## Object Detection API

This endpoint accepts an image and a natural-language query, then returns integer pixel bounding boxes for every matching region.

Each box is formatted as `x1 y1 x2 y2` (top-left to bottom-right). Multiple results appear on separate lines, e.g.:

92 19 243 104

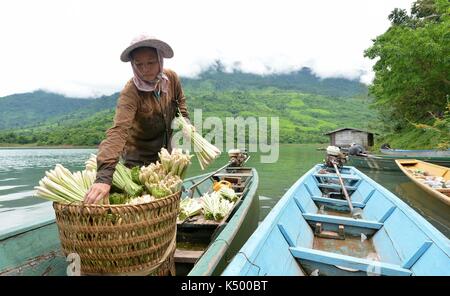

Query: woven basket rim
53 190 181 209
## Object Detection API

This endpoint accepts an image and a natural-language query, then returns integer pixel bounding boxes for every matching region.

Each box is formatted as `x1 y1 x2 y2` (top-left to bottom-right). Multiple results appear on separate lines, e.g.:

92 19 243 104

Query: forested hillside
0 67 374 146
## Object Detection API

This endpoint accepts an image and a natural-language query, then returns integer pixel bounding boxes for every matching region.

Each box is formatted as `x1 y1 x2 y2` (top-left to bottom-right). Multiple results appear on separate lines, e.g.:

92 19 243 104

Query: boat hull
395 159 450 206
347 155 450 171
380 148 450 158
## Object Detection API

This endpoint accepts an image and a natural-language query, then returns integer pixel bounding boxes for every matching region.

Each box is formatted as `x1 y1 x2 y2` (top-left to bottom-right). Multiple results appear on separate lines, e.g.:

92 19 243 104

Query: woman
84 35 190 204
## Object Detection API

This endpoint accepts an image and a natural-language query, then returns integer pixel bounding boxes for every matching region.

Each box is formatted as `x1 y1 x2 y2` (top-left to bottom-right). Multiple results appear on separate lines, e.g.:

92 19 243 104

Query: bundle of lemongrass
34 164 96 204
201 192 234 221
178 197 203 221
175 114 221 170
85 154 97 171
145 176 182 199
139 161 182 199
159 148 193 179
85 154 143 197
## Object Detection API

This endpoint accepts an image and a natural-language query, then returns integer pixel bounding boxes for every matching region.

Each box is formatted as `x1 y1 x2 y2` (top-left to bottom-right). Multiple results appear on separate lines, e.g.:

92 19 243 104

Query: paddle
331 161 362 219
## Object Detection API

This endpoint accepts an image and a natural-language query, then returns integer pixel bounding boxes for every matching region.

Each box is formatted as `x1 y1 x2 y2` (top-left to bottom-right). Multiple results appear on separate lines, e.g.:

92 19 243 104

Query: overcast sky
0 0 415 98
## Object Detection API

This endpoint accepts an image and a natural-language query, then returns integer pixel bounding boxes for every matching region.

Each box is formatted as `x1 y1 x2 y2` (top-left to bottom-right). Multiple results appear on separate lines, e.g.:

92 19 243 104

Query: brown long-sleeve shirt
95 69 189 185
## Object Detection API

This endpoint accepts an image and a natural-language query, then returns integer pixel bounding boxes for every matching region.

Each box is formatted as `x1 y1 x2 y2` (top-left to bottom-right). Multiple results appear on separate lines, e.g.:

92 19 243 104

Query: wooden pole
332 162 354 213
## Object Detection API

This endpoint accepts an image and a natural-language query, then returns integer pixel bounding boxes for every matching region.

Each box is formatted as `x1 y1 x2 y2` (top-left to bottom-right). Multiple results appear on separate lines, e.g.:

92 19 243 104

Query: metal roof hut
324 128 376 150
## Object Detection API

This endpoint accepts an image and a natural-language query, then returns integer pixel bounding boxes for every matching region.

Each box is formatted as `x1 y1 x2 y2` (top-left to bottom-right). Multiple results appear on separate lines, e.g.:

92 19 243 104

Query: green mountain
0 67 376 145
0 90 118 130
185 65 368 97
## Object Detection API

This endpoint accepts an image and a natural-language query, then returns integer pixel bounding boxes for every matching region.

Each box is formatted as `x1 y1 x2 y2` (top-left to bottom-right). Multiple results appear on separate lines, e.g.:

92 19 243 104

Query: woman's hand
84 183 111 204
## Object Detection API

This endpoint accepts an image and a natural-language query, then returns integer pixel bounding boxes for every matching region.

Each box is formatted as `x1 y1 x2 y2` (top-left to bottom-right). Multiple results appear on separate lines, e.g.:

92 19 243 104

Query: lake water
0 145 449 238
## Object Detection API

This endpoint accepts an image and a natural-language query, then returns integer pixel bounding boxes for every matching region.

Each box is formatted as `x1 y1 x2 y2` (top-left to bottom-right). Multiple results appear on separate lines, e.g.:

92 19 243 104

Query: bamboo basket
53 191 181 276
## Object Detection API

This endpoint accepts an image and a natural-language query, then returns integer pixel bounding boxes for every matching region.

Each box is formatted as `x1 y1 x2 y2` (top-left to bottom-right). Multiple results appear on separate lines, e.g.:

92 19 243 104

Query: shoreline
0 143 325 149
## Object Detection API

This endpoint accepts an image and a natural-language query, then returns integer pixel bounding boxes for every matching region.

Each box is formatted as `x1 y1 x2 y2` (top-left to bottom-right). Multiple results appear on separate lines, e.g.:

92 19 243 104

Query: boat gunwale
380 148 450 157
381 148 450 153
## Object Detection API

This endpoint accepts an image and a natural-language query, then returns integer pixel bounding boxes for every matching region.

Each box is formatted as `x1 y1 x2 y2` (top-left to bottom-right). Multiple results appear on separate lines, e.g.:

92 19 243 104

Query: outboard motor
228 149 249 167
325 146 347 168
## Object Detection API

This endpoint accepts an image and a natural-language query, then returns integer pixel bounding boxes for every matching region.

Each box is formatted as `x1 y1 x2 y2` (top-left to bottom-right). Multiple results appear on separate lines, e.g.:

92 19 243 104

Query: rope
235 251 264 276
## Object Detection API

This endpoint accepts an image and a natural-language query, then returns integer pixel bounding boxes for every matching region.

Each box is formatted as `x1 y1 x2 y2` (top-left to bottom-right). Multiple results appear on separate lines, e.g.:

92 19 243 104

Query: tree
364 0 450 132
388 8 410 25
413 98 450 149
412 0 440 20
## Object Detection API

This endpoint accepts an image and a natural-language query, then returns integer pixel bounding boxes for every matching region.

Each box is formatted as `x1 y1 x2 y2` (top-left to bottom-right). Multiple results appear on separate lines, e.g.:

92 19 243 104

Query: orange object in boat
213 180 232 192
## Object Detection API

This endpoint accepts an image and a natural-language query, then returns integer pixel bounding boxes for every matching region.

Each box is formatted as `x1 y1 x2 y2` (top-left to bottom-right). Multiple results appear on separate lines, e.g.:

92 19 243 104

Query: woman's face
132 48 160 81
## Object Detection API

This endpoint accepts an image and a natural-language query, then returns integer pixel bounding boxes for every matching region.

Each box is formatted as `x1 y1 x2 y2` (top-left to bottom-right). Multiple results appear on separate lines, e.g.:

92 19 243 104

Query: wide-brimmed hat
120 34 174 62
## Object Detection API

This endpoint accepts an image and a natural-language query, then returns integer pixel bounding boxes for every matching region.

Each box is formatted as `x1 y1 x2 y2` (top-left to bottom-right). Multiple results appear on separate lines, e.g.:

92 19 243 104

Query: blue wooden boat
223 164 450 276
347 154 450 171
380 148 450 158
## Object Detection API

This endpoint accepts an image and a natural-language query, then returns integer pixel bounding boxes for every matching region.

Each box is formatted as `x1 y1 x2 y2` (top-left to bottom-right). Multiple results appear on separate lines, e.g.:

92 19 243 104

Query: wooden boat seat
310 196 365 209
293 183 398 237
317 183 357 191
313 173 361 181
305 179 395 220
301 213 383 230
307 171 377 203
214 173 253 177
294 184 364 217
295 183 369 212
288 246 412 276
174 249 204 264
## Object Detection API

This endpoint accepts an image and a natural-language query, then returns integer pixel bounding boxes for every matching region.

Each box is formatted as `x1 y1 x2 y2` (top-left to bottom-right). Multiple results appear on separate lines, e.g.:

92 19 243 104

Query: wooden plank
402 241 433 269
379 206 396 223
214 173 253 177
409 244 450 275
277 224 295 247
293 195 306 213
174 249 204 264
362 189 376 204
317 183 357 191
302 213 383 229
289 246 412 276
314 173 361 181
311 196 365 208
